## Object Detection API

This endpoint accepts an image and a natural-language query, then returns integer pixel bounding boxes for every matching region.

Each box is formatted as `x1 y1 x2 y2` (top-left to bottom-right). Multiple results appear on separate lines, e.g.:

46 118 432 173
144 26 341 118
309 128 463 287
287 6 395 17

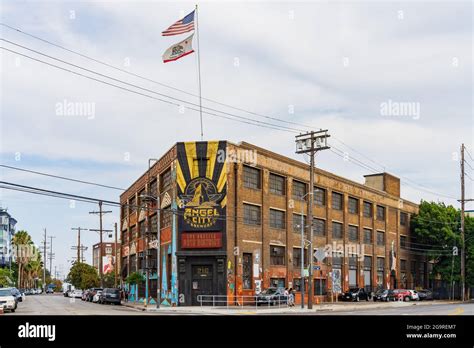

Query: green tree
67 262 100 289
411 201 461 284
0 268 14 287
125 272 144 285
103 271 116 288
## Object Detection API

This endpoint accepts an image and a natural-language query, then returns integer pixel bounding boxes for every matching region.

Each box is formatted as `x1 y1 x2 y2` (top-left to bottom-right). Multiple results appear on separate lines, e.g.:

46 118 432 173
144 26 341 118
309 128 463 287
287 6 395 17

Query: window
269 209 285 229
293 248 307 267
363 228 372 244
270 246 285 265
376 205 385 220
401 259 407 271
293 278 304 292
293 214 304 233
269 173 285 195
332 192 343 210
130 226 137 242
139 221 146 237
400 235 407 249
122 230 128 244
292 180 306 200
105 247 112 255
314 278 327 296
348 225 358 241
129 196 137 214
363 201 372 218
243 204 261 225
314 187 326 206
400 212 407 226
149 180 157 196
348 197 359 214
332 256 342 267
364 256 372 270
161 207 172 228
377 257 385 271
160 169 172 192
150 214 157 233
243 253 252 290
332 222 343 239
377 231 385 246
349 257 358 288
313 218 326 236
270 278 285 288
243 165 261 189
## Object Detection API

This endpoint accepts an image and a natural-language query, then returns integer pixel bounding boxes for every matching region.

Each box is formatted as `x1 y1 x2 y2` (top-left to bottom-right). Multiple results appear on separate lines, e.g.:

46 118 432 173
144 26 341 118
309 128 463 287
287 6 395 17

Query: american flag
162 10 195 36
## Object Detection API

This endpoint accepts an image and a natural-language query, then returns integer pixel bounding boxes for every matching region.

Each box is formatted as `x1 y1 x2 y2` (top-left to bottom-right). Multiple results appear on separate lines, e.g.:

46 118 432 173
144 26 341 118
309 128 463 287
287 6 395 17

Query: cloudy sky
1 0 472 278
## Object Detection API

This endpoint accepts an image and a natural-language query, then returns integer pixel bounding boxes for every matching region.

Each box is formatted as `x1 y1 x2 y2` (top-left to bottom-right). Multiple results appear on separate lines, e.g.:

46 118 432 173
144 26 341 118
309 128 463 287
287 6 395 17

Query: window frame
331 192 343 210
269 208 286 230
270 246 286 266
269 173 285 195
348 197 359 214
243 165 261 190
243 203 261 226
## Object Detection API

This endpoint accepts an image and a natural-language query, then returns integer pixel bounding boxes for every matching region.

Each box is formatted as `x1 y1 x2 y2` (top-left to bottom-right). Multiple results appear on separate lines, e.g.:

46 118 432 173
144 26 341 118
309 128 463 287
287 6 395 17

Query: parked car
373 289 390 302
0 288 17 312
388 289 412 301
418 289 433 301
81 289 90 301
46 287 54 294
341 288 370 302
92 290 103 303
70 289 83 299
99 288 121 305
9 288 22 303
87 288 103 302
408 290 420 301
256 288 288 306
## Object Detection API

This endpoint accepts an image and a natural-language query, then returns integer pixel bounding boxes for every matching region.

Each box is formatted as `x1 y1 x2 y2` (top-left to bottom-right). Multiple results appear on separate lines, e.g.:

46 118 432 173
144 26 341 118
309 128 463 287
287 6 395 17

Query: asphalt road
8 294 145 316
5 294 473 315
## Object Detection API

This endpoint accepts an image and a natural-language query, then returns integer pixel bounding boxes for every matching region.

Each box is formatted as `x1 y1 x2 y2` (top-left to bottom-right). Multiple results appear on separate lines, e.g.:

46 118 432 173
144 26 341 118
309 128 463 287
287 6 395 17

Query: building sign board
181 232 222 249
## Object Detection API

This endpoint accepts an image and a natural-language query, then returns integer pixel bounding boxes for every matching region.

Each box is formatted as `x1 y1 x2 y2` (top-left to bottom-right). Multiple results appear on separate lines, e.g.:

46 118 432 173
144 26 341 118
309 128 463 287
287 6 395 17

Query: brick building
92 242 120 275
120 141 424 306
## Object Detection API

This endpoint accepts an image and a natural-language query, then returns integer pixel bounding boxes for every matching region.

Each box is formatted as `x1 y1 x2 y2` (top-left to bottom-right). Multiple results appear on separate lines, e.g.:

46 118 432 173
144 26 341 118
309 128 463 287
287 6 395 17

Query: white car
408 290 420 301
92 290 103 303
0 288 18 312
70 290 83 299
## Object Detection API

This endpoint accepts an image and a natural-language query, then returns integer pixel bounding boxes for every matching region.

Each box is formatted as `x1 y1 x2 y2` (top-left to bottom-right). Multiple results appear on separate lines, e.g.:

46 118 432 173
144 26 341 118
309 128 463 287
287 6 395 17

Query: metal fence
197 295 291 309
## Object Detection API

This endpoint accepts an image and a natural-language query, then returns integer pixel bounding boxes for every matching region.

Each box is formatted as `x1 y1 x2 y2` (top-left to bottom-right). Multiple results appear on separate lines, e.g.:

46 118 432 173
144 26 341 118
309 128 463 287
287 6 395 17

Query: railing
197 294 292 309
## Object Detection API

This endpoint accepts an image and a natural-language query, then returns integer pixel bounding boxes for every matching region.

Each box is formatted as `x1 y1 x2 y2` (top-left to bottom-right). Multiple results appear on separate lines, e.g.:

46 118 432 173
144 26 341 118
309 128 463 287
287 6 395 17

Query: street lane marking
448 307 464 315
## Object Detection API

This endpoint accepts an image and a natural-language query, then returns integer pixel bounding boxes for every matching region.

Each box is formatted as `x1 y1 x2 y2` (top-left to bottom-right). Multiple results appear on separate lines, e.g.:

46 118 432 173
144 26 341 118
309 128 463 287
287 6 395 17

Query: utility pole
89 201 112 288
48 235 56 277
295 130 330 309
461 144 465 302
43 228 47 291
71 227 87 263
114 222 118 288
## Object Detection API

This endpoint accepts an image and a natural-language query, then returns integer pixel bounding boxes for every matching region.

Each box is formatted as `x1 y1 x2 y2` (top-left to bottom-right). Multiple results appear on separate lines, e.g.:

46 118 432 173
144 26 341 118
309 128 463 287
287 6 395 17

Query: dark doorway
191 264 214 305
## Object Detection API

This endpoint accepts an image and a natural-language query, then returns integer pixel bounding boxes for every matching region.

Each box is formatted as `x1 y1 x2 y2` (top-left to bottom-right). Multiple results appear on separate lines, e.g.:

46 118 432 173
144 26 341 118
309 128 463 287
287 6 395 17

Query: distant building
0 208 17 268
92 242 121 275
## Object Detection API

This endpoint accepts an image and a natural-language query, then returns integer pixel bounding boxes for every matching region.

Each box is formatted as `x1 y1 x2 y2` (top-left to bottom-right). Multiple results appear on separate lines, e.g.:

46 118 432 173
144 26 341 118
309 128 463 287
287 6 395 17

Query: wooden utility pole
89 201 112 288
295 130 330 309
461 144 465 301
71 228 87 263
114 222 118 288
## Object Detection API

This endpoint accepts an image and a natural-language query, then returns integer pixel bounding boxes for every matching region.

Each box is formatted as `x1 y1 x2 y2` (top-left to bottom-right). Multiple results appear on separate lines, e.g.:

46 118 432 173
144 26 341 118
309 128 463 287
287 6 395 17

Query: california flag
162 34 194 63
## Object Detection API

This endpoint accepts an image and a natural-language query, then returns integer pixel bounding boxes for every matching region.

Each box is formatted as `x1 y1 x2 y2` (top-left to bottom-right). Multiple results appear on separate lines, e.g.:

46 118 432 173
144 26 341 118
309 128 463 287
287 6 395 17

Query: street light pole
301 208 305 309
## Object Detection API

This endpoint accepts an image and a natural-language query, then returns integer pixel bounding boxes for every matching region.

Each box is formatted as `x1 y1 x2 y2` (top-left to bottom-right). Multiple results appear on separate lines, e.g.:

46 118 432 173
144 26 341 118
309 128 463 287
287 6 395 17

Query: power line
0 164 125 191
0 39 458 200
1 47 298 134
0 41 304 134
464 147 474 162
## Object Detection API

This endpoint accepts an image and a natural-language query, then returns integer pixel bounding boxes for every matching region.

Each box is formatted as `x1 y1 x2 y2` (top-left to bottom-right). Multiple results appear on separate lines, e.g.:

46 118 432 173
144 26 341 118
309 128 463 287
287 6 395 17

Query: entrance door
191 265 214 306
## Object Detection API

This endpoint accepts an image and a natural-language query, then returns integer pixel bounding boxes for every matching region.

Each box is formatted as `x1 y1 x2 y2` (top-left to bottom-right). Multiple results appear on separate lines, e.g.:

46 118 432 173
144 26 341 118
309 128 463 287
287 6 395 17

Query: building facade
0 208 17 268
92 242 121 275
120 141 424 306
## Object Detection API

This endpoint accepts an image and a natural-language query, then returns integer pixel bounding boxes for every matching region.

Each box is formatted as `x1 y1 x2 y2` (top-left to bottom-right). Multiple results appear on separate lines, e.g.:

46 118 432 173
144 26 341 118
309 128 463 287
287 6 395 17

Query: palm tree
12 230 33 288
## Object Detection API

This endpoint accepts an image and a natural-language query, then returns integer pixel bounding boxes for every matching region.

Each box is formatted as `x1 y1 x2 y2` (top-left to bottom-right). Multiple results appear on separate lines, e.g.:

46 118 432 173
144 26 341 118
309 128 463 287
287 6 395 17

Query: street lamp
140 193 161 309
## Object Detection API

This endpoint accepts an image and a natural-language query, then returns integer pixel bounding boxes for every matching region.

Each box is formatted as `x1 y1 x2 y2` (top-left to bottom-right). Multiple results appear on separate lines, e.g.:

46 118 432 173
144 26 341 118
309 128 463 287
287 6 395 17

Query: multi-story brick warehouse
120 141 425 306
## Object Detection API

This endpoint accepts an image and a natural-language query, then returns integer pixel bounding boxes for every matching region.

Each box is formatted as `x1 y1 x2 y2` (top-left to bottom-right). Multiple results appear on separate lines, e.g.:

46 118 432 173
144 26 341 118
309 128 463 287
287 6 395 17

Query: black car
342 288 370 302
256 288 288 306
418 289 433 301
99 288 121 305
373 289 389 302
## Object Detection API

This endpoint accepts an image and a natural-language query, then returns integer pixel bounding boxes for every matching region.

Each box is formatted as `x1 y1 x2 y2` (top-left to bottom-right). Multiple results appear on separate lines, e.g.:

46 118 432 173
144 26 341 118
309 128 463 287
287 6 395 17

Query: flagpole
195 4 204 141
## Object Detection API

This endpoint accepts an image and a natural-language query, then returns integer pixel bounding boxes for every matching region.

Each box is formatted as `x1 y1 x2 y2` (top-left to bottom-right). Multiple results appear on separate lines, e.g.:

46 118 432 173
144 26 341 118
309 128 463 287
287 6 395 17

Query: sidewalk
121 299 464 315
